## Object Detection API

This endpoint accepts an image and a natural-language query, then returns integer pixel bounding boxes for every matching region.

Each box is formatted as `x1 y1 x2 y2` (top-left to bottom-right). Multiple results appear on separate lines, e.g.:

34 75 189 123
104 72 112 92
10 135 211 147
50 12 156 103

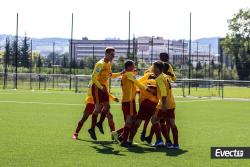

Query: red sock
161 123 170 142
142 119 150 134
122 126 130 143
75 121 83 134
116 127 124 135
129 125 138 141
153 123 162 141
98 111 106 124
91 114 98 129
171 126 179 145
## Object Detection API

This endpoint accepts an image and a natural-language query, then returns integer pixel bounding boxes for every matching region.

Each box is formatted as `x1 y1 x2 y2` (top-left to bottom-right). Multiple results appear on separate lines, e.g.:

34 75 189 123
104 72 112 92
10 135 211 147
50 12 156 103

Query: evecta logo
211 147 250 159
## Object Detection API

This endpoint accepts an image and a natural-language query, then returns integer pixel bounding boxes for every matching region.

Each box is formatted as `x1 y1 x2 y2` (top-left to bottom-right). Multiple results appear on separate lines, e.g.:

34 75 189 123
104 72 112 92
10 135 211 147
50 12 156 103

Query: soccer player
88 47 122 140
145 52 176 82
72 87 119 140
147 61 179 148
119 60 153 147
136 73 158 141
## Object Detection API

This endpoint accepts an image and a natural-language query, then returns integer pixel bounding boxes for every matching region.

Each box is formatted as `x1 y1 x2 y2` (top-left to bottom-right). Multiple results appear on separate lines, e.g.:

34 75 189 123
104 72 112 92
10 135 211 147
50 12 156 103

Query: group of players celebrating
72 47 179 149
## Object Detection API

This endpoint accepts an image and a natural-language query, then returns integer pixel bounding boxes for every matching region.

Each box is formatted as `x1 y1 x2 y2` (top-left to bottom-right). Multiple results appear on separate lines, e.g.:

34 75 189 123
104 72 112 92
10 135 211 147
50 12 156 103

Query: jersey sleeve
110 72 122 78
138 73 151 83
91 63 103 89
127 73 147 91
158 78 167 97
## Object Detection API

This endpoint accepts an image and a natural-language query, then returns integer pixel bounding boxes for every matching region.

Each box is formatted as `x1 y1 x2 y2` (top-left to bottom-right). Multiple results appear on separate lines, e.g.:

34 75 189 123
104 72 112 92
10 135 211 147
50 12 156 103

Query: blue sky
0 0 249 39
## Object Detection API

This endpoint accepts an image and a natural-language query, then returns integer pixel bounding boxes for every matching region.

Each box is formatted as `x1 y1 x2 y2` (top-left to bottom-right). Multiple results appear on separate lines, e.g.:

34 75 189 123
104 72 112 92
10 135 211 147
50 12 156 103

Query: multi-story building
70 36 217 66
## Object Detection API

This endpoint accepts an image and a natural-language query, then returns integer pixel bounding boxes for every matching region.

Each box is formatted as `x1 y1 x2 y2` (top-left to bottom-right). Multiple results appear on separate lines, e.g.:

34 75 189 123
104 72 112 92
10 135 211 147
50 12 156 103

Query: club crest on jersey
96 68 100 72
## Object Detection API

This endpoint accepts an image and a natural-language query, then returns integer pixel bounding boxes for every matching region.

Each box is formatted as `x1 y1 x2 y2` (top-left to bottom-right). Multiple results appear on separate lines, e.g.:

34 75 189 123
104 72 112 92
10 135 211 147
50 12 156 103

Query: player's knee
104 104 110 111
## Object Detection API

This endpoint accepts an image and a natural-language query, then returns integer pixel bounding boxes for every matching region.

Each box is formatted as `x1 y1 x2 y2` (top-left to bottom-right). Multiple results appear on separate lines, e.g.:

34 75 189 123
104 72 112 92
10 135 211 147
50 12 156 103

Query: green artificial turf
0 90 249 167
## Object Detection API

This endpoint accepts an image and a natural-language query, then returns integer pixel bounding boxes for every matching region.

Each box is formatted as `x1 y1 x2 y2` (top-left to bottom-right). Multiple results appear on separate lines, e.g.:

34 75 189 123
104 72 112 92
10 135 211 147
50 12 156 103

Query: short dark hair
105 47 115 54
159 52 169 58
124 60 134 69
153 61 164 72
163 62 170 74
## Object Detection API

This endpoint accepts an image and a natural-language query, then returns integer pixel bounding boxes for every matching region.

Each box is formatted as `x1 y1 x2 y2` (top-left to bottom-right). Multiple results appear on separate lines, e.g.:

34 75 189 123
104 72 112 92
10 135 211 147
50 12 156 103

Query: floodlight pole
127 11 131 59
188 12 192 95
30 40 33 89
52 42 55 88
69 13 74 90
208 44 211 79
15 13 19 89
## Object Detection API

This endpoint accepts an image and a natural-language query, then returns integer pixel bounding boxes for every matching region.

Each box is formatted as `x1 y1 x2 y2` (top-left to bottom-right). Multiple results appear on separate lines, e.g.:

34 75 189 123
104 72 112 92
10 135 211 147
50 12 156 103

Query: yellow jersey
155 73 176 109
121 72 147 102
90 59 121 90
144 63 176 82
138 73 158 104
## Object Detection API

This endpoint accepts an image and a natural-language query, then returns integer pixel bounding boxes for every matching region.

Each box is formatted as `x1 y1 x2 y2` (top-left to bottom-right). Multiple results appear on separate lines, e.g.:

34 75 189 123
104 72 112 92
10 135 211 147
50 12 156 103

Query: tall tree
221 8 250 80
20 34 30 67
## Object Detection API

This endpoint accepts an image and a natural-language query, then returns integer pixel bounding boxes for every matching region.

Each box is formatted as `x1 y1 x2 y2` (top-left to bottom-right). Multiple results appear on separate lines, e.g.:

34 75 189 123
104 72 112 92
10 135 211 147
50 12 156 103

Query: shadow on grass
77 138 125 156
127 145 188 156
77 138 188 156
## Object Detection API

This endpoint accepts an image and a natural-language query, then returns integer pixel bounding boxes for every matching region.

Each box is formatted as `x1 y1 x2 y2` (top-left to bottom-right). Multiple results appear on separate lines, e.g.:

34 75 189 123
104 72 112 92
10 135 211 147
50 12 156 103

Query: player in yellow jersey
72 87 119 140
88 47 122 140
117 60 154 147
147 61 179 148
145 52 176 82
134 73 158 141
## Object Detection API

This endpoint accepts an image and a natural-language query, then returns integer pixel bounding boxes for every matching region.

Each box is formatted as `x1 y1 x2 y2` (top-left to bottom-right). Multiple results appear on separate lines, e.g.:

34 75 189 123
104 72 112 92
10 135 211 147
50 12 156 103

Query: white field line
0 98 220 107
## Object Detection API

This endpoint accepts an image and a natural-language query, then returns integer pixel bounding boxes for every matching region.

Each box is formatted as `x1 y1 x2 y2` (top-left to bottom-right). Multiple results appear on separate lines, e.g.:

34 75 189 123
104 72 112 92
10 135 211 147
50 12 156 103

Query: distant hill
0 34 69 56
0 34 221 56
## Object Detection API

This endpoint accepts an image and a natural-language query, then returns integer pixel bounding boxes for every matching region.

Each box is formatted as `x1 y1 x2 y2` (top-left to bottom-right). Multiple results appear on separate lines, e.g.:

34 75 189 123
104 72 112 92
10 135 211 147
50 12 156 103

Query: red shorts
154 108 175 119
84 103 95 115
138 99 157 120
91 84 109 104
122 100 137 118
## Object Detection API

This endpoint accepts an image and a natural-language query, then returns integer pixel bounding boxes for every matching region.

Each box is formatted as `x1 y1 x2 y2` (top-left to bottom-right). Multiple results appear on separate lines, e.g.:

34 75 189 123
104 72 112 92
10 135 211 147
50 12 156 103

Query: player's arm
138 73 151 83
91 63 104 90
127 73 147 91
158 78 167 111
167 65 176 82
110 71 123 78
109 93 119 102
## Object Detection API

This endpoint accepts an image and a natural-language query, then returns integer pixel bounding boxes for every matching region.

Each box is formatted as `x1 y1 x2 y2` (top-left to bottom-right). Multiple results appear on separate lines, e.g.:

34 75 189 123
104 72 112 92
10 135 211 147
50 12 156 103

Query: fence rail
1 73 250 99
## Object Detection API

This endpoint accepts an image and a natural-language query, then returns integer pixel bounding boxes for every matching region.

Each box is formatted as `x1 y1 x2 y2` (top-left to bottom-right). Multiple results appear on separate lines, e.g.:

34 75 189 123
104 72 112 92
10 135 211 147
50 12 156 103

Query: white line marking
0 97 249 107
0 99 220 107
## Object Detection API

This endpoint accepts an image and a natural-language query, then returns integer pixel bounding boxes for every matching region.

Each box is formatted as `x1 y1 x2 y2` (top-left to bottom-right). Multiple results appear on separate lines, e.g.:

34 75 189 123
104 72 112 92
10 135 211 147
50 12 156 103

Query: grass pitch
0 89 250 167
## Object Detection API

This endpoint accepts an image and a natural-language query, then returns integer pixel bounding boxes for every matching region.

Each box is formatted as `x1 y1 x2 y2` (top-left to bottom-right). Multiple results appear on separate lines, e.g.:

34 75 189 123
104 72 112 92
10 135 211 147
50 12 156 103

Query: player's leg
88 104 101 140
121 116 133 147
145 109 163 146
164 118 173 147
160 119 171 145
168 109 179 149
73 103 94 140
95 86 110 135
96 103 109 134
96 111 106 134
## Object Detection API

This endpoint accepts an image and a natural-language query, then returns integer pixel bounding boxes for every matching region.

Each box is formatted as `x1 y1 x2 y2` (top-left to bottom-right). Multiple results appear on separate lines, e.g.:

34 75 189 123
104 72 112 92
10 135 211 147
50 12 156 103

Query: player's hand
114 98 119 103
